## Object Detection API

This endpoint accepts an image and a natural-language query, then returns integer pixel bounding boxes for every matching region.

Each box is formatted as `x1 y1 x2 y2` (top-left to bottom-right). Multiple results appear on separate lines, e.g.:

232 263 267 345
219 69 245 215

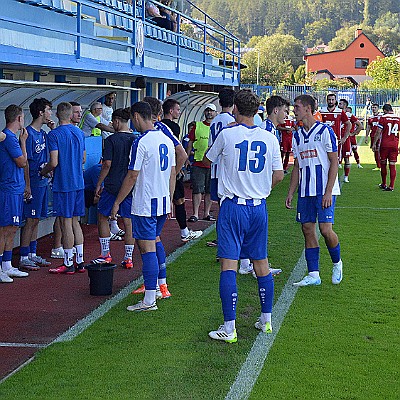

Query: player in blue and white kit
285 94 343 286
261 96 290 143
19 98 54 271
111 101 176 312
204 89 284 342
41 102 86 275
130 96 187 299
209 88 236 202
0 105 29 283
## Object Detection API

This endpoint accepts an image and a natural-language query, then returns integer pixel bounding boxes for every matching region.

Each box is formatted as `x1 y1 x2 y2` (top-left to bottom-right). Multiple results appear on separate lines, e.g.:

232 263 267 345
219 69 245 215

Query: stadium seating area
16 0 202 51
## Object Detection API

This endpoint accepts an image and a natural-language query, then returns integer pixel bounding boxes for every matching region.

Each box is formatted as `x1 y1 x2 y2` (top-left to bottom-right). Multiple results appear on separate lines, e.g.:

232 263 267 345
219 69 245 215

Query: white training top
128 129 176 217
206 123 282 201
292 121 340 197
208 112 235 179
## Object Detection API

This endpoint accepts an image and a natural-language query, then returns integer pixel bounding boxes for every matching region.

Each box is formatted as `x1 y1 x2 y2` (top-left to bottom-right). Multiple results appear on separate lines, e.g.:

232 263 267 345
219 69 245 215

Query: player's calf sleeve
257 273 274 314
305 247 320 272
156 241 167 279
220 270 237 322
389 164 396 188
141 252 158 290
174 203 187 230
328 243 341 264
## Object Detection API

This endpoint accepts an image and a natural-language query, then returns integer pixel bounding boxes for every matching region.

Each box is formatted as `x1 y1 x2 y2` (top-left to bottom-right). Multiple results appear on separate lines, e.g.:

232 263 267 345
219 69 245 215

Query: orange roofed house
304 29 385 85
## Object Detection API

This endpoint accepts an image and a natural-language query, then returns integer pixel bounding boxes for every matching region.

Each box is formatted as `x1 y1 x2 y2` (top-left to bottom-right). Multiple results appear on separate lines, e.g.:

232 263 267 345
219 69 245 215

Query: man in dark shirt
92 108 137 268
161 98 202 242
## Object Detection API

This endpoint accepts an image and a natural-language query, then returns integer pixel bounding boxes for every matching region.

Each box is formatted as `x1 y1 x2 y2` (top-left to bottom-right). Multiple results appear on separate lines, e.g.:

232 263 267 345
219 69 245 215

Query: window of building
355 58 369 68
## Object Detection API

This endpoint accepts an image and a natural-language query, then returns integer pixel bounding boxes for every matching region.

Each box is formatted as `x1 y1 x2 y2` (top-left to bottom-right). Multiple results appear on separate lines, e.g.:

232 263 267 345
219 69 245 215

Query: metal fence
241 84 400 117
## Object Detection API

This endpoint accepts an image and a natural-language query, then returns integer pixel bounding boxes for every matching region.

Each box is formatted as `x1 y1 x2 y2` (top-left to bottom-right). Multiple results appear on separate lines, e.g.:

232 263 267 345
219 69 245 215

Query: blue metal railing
11 0 240 83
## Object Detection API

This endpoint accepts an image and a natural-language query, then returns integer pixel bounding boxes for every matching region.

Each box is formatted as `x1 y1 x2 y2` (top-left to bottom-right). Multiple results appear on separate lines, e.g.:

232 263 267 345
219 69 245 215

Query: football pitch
1 140 399 399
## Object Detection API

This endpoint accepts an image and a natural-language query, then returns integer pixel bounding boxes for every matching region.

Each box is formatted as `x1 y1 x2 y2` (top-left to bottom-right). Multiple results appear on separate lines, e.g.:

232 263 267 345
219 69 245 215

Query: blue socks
257 273 274 313
156 241 166 280
219 270 237 322
141 252 158 291
305 247 320 272
328 243 341 264
20 246 30 257
30 240 37 254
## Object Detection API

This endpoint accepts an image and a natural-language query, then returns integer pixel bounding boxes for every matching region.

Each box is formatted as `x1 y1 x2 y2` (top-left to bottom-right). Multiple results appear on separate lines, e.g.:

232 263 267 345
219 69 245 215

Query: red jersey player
372 103 400 191
277 116 293 173
345 105 362 168
365 103 381 170
320 93 351 172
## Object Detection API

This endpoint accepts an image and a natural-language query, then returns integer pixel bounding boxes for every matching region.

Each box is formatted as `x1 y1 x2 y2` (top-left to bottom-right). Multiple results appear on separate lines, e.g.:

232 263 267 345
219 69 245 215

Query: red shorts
280 134 292 153
341 137 351 157
380 147 398 163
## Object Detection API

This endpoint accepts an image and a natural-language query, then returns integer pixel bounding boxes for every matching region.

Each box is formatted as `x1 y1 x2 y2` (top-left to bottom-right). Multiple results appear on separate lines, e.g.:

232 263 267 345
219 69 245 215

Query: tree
302 18 334 47
363 56 400 89
294 65 306 84
240 34 303 86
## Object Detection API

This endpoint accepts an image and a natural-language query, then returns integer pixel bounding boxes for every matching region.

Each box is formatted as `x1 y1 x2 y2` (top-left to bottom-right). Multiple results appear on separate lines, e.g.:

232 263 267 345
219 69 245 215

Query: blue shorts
132 214 167 240
0 191 23 227
98 189 133 218
296 195 336 224
217 197 268 260
53 190 85 218
23 186 48 219
210 178 219 202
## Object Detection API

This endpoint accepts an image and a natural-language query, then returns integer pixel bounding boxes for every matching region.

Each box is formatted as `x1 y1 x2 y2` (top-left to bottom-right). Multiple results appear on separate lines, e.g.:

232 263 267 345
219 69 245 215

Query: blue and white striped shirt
292 121 340 197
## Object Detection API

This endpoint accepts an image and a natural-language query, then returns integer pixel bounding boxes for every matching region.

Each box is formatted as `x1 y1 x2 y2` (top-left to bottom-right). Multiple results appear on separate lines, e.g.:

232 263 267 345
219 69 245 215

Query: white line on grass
225 251 308 400
54 224 216 343
336 206 400 211
226 179 347 399
0 225 216 383
0 342 47 348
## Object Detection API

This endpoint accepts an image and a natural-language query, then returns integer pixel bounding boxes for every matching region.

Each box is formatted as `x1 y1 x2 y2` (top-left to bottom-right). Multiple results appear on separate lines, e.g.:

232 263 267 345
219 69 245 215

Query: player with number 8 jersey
111 102 176 312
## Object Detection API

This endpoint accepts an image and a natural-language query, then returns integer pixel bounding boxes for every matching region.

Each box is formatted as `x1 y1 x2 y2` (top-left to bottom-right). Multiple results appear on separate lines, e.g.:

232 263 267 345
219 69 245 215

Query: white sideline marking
336 206 400 211
0 224 216 383
226 178 348 398
54 224 216 343
0 342 46 348
225 251 308 400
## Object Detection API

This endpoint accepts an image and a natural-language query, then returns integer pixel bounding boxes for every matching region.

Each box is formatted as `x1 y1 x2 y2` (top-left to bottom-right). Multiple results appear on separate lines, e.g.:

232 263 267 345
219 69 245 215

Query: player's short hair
105 92 117 98
371 103 379 108
326 92 337 99
143 96 162 118
265 96 290 116
112 107 131 123
130 101 152 121
294 94 316 114
57 102 73 121
70 101 81 107
29 98 52 120
346 106 352 113
234 89 259 117
339 98 349 107
5 104 23 124
382 103 393 113
218 88 235 108
162 98 180 116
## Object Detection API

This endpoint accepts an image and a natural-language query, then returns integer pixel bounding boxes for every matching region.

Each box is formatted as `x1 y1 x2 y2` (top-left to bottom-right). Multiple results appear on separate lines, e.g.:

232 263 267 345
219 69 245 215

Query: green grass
1 138 399 399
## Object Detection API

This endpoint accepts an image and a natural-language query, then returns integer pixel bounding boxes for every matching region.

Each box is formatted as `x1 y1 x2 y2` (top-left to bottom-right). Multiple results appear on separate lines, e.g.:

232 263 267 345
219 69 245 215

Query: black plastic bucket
86 263 116 296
